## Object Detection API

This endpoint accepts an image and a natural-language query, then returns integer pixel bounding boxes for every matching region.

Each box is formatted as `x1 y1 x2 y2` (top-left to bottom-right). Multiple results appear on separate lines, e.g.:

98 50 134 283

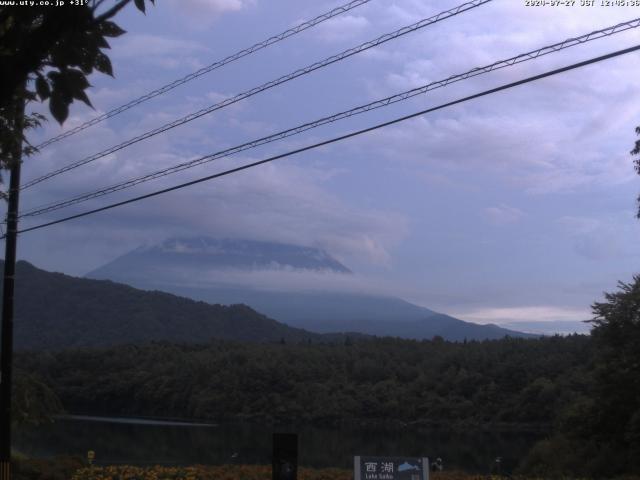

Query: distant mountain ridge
87 237 534 341
502 320 591 336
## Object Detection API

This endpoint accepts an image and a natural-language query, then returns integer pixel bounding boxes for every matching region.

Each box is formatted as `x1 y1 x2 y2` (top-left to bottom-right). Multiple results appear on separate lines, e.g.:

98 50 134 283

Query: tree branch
94 0 131 23
92 0 108 10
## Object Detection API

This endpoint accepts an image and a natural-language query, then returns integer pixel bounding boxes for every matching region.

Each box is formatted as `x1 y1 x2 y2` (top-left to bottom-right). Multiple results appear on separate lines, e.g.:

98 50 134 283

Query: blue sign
354 456 429 480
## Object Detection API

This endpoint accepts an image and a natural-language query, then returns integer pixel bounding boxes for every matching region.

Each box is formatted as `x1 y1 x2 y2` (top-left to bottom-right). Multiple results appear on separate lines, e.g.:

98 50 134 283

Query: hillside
1 260 332 350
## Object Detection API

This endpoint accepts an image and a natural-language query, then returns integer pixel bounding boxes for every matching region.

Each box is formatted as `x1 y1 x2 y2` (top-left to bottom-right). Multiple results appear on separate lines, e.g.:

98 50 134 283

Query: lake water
14 416 543 474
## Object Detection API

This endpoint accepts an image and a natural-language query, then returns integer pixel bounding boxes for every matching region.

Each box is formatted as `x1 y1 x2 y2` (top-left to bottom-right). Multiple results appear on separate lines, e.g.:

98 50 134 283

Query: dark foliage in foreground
12 369 63 427
12 455 83 480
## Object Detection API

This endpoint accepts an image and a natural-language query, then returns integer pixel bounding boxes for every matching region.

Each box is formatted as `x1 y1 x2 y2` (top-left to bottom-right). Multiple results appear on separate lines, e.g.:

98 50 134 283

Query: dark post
272 433 298 480
0 91 24 480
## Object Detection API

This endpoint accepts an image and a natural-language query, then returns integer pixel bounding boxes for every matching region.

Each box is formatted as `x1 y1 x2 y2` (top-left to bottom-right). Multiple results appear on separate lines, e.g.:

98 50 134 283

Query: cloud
165 0 254 27
310 14 370 43
556 215 624 261
363 60 639 195
484 204 524 225
454 305 591 324
146 161 410 267
151 266 393 296
19 146 409 274
380 1 432 24
112 34 210 69
171 0 251 15
557 216 600 235
351 0 640 197
500 320 592 335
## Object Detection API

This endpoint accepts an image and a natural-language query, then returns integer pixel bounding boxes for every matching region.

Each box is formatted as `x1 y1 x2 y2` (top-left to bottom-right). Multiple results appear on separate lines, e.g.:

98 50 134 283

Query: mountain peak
88 237 352 280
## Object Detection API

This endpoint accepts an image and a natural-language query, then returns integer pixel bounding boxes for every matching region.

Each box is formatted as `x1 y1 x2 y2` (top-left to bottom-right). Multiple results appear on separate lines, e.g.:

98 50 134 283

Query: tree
631 129 640 217
589 275 640 473
0 0 155 170
517 278 640 478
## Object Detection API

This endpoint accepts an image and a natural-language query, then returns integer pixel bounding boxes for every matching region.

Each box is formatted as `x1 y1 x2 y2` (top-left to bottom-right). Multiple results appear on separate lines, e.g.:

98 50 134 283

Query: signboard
354 457 429 480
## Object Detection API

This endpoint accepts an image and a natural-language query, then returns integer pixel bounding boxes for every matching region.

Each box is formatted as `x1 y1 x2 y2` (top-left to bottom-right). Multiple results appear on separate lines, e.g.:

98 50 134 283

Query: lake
14 416 543 474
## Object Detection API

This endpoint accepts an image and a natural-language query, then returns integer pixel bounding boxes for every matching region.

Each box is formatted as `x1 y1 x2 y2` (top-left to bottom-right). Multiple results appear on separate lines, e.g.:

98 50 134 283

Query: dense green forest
17 335 591 428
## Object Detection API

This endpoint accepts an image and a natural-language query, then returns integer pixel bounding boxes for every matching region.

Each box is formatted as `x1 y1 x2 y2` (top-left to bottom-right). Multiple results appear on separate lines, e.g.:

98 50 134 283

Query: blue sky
14 0 640 326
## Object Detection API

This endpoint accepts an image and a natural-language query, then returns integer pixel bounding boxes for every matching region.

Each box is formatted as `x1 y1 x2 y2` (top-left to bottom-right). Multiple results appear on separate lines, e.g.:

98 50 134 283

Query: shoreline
55 414 218 427
53 412 551 433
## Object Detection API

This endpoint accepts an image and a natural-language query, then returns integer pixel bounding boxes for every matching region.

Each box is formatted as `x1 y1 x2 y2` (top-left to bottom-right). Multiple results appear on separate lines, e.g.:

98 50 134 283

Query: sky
10 0 640 326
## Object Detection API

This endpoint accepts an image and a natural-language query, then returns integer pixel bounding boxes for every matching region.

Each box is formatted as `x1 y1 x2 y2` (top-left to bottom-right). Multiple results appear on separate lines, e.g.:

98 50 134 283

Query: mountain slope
86 237 533 341
1 260 333 351
151 285 529 341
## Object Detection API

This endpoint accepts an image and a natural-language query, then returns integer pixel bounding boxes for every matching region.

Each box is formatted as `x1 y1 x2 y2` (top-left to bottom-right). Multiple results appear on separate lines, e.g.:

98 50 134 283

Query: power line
21 0 492 190
11 43 640 238
19 17 640 219
33 0 374 150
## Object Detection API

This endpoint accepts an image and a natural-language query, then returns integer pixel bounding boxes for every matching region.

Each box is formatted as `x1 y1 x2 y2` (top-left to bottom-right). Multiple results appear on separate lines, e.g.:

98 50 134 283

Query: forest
15 335 590 429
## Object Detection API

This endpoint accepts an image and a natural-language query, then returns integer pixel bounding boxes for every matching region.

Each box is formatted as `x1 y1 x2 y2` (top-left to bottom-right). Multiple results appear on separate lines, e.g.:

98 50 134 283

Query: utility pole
0 90 25 480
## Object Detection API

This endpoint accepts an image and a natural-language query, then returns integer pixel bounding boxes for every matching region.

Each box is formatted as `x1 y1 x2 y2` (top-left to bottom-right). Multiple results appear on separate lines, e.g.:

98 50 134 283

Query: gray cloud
165 0 255 27
112 34 211 70
309 14 371 43
19 149 409 275
556 214 634 261
484 204 524 225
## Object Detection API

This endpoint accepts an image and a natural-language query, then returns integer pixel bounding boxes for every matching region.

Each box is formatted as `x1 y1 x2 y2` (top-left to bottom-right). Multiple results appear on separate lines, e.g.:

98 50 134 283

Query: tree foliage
589 275 640 472
520 275 640 478
11 369 63 427
17 335 592 429
631 129 640 217
0 0 154 170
